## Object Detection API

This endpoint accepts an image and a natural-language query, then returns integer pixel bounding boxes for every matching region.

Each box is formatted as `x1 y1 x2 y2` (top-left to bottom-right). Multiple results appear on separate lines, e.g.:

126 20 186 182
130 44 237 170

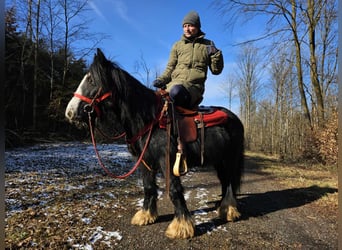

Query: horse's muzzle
65 108 76 122
65 98 84 123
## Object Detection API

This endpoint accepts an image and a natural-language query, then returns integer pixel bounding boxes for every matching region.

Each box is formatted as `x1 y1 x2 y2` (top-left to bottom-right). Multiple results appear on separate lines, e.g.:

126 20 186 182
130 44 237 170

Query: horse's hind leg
216 160 241 221
218 183 241 222
131 167 158 225
165 176 195 239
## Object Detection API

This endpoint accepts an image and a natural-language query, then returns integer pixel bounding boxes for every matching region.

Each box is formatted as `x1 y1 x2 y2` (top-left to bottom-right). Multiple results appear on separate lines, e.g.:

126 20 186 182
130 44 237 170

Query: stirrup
173 152 188 176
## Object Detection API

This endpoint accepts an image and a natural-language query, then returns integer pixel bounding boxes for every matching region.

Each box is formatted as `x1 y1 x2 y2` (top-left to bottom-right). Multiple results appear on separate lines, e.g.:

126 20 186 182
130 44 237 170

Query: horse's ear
95 48 107 64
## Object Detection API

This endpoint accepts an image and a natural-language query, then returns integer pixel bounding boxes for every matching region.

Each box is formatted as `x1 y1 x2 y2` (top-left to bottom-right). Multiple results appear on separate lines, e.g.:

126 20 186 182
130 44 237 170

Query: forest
5 0 338 165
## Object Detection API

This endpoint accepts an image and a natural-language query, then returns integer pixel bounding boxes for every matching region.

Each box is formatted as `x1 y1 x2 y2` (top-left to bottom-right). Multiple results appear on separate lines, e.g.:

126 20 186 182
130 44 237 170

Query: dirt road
5 143 338 249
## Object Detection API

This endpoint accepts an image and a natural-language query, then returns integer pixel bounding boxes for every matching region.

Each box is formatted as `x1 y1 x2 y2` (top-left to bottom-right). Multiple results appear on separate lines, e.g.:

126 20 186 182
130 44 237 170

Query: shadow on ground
238 185 337 219
157 185 337 237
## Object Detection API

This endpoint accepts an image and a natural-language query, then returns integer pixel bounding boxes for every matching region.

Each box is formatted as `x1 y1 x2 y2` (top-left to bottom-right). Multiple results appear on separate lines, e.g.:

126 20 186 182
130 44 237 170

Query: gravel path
5 142 338 249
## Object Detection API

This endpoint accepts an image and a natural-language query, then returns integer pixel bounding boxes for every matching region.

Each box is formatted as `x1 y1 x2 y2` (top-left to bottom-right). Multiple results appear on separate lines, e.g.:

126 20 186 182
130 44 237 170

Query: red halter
73 88 112 117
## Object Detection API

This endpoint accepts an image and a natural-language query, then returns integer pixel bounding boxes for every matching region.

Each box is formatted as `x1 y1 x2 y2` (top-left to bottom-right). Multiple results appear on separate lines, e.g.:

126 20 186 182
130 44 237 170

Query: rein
87 111 154 179
79 90 167 179
95 127 126 141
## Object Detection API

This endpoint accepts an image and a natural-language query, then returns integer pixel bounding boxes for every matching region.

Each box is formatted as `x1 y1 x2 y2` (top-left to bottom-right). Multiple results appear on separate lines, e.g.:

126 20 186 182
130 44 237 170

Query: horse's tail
223 108 245 195
234 131 244 194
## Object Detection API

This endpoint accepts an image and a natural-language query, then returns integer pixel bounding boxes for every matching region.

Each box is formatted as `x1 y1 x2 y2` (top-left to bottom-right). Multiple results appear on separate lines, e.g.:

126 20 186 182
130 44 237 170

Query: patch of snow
6 198 23 214
71 243 93 250
5 142 133 174
68 225 122 248
193 209 207 215
157 190 163 199
5 142 131 247
81 217 92 224
184 190 191 200
107 192 116 199
195 188 208 200
135 198 144 207
64 184 86 191
87 226 122 247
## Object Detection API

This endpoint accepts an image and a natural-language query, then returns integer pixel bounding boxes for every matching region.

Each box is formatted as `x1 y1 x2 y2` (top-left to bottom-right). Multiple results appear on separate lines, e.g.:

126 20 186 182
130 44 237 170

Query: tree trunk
307 0 325 126
291 0 312 128
62 0 69 86
32 0 41 129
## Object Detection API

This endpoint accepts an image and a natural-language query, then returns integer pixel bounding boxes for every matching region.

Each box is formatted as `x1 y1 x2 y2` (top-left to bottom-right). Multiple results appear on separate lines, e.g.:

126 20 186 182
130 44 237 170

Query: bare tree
57 0 109 86
59 0 89 86
43 0 62 100
15 0 43 129
9 0 108 129
269 49 298 157
16 0 35 127
235 44 262 149
32 0 41 129
220 74 238 110
313 0 338 121
132 51 164 89
133 52 152 87
213 0 337 128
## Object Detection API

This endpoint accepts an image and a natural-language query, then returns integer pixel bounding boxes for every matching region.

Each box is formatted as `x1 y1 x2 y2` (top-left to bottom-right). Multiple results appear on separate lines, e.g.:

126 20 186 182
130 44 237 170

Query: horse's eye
87 75 95 86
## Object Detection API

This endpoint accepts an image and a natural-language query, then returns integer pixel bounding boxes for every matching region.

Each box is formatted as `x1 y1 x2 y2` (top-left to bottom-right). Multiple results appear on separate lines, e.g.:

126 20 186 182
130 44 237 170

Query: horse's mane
89 50 159 131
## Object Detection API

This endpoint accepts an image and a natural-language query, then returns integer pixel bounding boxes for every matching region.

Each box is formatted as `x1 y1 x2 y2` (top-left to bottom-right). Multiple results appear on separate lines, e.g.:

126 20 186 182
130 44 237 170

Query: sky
5 0 266 113
80 0 267 113
1 0 266 113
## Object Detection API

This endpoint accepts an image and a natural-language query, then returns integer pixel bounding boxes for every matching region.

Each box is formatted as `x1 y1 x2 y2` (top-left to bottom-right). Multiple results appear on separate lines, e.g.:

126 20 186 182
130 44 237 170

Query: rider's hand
153 79 166 89
207 44 218 56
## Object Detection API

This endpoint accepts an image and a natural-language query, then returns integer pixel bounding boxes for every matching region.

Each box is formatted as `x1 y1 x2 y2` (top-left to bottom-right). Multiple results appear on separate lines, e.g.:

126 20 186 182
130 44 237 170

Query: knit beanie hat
182 11 201 28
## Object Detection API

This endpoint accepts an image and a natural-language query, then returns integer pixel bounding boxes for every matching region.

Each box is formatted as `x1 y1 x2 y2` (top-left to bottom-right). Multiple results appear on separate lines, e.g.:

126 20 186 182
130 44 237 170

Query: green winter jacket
157 32 224 107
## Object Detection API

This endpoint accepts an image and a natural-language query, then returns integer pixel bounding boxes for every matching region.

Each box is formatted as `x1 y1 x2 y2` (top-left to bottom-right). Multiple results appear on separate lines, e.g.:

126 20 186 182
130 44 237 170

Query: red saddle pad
159 108 228 129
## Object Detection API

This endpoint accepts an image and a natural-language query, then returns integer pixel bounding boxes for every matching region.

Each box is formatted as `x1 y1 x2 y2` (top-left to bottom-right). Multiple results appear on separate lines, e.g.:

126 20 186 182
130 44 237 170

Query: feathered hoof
131 209 158 226
227 205 241 221
219 205 241 222
165 217 195 239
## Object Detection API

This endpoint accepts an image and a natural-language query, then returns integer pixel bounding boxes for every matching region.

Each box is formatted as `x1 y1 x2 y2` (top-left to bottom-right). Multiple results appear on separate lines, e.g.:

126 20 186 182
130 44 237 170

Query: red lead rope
85 91 168 179
87 112 155 179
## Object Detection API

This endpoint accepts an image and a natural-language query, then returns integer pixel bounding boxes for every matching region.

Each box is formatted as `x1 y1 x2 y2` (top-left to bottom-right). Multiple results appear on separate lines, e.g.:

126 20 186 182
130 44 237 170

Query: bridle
73 87 126 140
73 87 112 118
72 86 168 179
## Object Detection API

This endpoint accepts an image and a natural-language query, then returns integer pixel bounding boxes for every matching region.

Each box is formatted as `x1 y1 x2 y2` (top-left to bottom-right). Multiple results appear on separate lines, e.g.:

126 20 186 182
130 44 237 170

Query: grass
245 151 338 214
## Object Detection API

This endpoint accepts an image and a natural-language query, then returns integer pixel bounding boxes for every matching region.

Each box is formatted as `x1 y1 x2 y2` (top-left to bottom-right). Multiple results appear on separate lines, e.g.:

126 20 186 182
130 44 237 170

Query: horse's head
66 48 159 138
65 49 121 131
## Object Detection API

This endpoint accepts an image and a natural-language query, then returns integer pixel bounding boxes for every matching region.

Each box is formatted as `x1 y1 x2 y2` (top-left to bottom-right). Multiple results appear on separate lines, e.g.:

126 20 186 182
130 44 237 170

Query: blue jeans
169 85 191 108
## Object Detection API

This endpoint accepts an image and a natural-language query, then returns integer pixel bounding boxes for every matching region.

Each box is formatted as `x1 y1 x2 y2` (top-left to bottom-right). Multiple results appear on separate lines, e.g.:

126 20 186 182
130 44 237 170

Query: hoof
131 209 158 226
219 205 241 222
227 205 241 221
165 216 195 239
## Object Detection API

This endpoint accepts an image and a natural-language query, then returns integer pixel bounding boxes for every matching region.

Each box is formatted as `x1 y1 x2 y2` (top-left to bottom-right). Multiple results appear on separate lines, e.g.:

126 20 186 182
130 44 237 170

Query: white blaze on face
65 73 89 122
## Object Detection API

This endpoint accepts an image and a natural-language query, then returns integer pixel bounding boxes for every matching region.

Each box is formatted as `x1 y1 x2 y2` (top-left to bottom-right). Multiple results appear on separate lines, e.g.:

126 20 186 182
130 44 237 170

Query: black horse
65 49 244 239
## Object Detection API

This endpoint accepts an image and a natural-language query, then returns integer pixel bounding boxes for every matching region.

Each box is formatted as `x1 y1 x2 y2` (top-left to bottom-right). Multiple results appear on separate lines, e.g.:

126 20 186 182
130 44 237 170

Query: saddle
157 90 229 176
159 105 229 142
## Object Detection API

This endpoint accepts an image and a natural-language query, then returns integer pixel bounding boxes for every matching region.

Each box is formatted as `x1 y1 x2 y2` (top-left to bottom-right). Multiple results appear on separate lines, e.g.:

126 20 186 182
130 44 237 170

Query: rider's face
183 24 199 38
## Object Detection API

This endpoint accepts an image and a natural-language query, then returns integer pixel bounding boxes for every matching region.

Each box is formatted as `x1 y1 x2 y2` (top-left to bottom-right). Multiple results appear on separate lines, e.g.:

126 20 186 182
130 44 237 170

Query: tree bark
307 0 325 126
290 0 312 127
33 0 41 129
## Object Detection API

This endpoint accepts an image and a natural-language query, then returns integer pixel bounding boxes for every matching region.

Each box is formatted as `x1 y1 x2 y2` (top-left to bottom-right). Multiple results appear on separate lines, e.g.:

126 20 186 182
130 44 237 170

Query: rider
153 11 224 110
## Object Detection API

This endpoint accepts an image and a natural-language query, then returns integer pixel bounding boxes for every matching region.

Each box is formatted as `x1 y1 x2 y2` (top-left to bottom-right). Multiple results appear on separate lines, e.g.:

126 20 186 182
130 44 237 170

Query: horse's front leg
131 167 158 225
165 176 195 239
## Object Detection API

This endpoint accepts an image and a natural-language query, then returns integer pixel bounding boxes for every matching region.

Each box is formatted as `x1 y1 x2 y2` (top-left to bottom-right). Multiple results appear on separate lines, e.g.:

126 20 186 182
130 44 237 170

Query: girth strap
198 112 205 166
